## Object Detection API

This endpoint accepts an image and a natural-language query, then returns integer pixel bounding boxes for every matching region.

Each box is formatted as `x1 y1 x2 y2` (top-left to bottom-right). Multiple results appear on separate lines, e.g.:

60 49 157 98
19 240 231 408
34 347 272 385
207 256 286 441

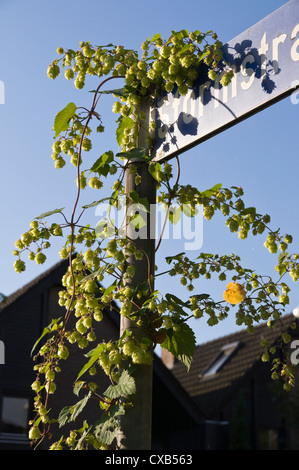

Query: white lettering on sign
198 81 211 117
164 25 299 120
154 7 299 161
291 23 299 60
157 95 170 139
240 54 255 90
272 33 287 73
258 32 269 81
183 90 196 123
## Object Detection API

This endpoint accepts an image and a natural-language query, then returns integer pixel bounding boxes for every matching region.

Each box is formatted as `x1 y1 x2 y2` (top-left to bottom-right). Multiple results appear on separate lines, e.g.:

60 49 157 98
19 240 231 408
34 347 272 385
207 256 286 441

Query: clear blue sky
0 0 298 344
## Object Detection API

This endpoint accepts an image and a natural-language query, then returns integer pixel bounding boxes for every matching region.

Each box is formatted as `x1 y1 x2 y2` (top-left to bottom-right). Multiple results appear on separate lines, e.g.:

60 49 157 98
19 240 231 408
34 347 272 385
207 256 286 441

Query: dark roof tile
171 314 297 397
0 259 69 313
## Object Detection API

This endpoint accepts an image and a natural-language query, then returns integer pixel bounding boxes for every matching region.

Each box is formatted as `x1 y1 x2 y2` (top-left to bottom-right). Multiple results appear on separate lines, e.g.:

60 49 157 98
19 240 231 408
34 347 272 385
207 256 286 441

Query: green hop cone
45 381 56 394
14 259 26 273
35 252 46 265
261 352 270 362
271 371 279 380
208 69 217 81
82 45 94 58
29 426 41 440
45 370 55 382
21 232 33 246
65 69 74 80
47 63 60 79
58 344 69 360
88 177 103 189
160 45 171 58
31 380 41 393
84 279 97 294
282 332 291 344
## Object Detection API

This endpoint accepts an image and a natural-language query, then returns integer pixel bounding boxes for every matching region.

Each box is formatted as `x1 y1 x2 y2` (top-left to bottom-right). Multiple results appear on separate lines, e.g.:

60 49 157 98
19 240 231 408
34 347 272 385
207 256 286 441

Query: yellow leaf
223 282 246 305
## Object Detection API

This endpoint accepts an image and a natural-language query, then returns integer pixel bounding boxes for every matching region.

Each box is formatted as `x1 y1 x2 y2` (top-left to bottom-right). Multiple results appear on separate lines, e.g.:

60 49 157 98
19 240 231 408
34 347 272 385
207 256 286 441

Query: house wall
0 275 121 449
193 359 299 450
0 292 46 394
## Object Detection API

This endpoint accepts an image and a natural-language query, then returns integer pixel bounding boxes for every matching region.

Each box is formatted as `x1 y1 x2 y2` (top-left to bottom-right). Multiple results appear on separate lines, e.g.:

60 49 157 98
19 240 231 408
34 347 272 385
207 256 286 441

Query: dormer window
200 341 241 378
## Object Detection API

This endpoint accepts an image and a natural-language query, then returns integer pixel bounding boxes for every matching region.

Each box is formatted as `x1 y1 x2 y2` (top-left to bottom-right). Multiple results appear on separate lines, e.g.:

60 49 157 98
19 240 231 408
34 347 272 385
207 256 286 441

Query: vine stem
155 156 180 252
63 75 124 326
33 75 127 449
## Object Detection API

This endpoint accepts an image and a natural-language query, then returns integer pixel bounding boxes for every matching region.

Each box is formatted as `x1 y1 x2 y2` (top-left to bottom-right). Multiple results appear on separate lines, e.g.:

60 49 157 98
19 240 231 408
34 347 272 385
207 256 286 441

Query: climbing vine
13 29 299 449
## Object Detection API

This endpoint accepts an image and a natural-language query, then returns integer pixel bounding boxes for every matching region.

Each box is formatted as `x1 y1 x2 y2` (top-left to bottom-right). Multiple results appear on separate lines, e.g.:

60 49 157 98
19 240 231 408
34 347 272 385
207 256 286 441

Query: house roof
171 313 298 399
0 259 70 313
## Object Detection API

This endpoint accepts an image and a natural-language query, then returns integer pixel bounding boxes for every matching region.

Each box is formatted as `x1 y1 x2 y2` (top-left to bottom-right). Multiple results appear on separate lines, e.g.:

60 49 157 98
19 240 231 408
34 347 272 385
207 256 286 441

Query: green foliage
12 29 299 450
54 102 77 137
35 208 65 220
104 370 136 399
161 322 196 370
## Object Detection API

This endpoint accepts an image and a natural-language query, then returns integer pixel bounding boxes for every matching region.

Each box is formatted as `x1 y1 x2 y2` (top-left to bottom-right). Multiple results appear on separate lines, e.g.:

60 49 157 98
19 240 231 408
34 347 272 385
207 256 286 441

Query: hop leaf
54 102 77 137
104 370 136 399
161 323 196 370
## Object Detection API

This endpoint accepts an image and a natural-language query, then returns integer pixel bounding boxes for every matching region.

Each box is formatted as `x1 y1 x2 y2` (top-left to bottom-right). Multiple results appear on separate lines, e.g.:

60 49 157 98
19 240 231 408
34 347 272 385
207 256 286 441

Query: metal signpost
154 0 299 162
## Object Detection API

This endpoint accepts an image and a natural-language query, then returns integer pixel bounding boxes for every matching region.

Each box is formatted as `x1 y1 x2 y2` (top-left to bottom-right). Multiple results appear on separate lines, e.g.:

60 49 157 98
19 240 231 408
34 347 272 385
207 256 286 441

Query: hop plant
13 28 298 450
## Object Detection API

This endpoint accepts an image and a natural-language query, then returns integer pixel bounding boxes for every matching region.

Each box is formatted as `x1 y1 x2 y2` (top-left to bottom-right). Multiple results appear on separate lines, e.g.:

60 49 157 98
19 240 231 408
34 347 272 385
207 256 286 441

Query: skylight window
200 341 240 378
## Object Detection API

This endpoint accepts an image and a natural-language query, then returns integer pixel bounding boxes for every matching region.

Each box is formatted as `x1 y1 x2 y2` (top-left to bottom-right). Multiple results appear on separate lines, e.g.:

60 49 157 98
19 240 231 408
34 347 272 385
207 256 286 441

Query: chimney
161 348 175 369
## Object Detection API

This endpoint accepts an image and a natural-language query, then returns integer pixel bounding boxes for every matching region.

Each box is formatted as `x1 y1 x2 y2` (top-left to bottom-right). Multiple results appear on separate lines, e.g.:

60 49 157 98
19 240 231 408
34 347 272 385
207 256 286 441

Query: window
200 341 240 378
1 396 29 434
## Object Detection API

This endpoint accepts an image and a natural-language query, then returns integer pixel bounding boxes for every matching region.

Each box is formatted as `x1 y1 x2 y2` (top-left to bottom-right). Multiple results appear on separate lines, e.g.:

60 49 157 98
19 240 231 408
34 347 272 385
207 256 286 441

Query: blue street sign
154 0 299 161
